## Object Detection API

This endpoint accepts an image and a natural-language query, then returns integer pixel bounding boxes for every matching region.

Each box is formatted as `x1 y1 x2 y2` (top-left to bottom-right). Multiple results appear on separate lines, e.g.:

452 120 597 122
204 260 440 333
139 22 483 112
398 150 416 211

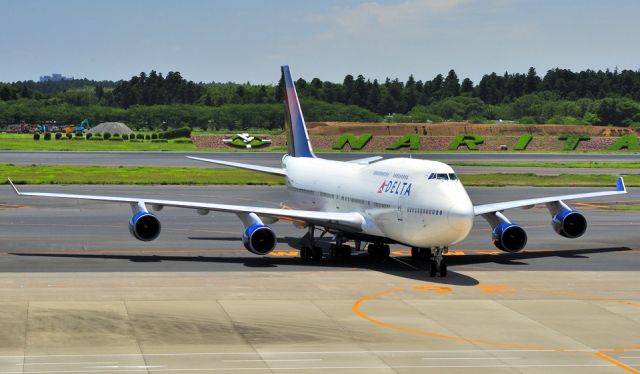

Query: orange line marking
594 352 640 374
414 285 452 293
575 202 610 209
476 284 514 293
353 287 556 350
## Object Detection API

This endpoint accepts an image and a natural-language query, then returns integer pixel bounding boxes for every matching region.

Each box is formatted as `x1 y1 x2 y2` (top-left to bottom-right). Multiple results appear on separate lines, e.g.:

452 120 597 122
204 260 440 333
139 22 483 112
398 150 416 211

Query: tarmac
0 185 639 373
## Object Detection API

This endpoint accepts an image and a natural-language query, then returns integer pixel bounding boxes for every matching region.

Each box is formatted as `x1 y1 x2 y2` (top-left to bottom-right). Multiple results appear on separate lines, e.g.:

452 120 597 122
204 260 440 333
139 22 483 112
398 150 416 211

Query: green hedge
514 134 533 151
448 134 484 150
558 134 590 151
386 134 420 150
161 126 191 140
608 135 640 150
332 133 372 150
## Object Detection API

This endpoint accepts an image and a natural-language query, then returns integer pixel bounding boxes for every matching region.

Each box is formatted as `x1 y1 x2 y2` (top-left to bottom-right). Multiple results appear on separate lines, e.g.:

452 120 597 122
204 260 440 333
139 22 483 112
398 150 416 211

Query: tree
525 67 540 94
460 78 473 94
443 70 460 97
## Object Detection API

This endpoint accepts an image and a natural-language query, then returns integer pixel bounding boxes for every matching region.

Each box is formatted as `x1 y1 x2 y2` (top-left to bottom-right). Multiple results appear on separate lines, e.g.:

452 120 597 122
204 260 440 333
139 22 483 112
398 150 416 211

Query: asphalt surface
1 185 639 373
3 151 640 176
1 185 638 272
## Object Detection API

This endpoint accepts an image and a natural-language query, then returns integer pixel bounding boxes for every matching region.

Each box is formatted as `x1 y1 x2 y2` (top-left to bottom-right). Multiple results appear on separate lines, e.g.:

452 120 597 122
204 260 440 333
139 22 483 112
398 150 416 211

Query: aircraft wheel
338 244 351 259
427 260 437 277
311 246 323 261
367 244 380 259
300 246 312 261
380 245 390 260
439 262 447 277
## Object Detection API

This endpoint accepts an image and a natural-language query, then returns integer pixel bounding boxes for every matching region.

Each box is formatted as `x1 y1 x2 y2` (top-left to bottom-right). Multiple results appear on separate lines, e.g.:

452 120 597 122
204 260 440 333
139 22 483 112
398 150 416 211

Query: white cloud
310 0 467 39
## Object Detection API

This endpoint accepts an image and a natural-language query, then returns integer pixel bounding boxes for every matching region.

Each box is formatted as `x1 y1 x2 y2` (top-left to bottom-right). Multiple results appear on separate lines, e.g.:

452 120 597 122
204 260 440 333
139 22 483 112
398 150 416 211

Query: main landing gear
367 243 391 260
412 246 448 277
299 225 323 261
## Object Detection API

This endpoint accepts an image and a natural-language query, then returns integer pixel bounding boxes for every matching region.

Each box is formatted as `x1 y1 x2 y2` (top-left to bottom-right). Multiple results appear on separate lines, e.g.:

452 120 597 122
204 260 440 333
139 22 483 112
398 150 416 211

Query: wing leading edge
7 179 363 231
473 176 627 215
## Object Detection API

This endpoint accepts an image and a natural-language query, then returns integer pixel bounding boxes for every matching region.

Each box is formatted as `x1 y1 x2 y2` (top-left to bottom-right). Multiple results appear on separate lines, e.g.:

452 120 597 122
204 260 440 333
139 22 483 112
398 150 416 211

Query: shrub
173 138 193 144
66 133 73 139
514 134 533 151
55 132 62 140
558 134 590 151
86 133 93 140
129 139 143 143
608 135 640 151
448 134 484 150
122 134 129 140
161 126 191 140
103 132 111 140
43 133 51 140
145 134 151 140
89 136 103 141
386 134 420 150
33 133 40 140
151 133 159 140
332 133 372 150
75 132 83 138
137 133 145 140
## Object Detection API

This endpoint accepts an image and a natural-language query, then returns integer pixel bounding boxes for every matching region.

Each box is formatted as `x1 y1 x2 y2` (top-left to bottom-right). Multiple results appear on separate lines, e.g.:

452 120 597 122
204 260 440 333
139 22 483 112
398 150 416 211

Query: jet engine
552 209 587 238
129 211 161 241
242 224 277 255
492 223 527 253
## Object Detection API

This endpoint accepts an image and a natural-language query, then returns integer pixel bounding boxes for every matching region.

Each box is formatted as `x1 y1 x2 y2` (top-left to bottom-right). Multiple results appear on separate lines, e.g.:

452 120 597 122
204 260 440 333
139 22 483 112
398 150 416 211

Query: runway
0 185 639 373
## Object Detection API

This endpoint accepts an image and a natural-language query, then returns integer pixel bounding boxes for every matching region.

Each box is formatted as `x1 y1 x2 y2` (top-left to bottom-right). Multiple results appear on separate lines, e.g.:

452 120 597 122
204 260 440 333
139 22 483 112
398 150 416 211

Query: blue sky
1 0 639 84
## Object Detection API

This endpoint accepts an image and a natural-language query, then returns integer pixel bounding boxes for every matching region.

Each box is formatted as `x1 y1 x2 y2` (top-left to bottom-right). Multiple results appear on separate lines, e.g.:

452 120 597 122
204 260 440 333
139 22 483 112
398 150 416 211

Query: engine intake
242 224 276 255
129 211 161 241
552 209 587 238
492 223 527 253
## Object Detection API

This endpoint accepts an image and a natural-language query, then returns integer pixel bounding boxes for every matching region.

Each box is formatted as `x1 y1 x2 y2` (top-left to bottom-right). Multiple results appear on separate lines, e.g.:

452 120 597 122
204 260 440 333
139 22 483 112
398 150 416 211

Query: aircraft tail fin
281 65 315 158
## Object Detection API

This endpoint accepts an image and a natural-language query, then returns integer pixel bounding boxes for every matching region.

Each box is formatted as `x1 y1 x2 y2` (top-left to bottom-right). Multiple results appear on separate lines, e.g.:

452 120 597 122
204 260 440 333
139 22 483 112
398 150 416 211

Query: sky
1 0 639 84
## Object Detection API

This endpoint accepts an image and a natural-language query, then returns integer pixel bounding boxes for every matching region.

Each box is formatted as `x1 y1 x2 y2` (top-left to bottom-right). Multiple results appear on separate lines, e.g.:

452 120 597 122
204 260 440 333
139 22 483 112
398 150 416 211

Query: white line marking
84 366 166 369
620 356 640 359
390 256 420 270
422 357 521 360
222 359 322 363
0 363 616 373
18 362 118 366
0 348 605 359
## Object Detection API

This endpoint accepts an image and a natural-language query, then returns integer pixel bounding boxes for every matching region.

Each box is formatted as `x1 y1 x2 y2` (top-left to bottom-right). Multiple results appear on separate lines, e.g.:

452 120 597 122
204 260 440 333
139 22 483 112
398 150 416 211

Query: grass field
1 164 636 187
450 161 640 168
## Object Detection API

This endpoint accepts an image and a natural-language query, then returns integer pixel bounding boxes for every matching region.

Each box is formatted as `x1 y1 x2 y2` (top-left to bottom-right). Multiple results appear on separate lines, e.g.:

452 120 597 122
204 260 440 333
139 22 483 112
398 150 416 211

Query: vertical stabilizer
281 65 315 158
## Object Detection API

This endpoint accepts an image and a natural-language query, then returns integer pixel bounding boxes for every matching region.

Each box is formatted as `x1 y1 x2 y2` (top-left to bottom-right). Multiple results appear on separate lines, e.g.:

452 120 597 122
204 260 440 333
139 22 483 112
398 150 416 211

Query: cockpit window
448 173 458 180
427 173 436 180
436 173 449 180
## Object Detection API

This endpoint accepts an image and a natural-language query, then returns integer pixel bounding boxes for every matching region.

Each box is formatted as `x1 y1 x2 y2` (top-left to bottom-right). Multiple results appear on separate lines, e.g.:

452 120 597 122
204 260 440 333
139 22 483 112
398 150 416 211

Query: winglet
7 178 20 195
617 176 626 193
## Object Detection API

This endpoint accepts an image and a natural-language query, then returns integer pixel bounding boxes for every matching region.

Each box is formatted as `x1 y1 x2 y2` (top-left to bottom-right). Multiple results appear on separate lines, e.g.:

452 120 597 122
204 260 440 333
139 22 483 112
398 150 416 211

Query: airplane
9 66 628 277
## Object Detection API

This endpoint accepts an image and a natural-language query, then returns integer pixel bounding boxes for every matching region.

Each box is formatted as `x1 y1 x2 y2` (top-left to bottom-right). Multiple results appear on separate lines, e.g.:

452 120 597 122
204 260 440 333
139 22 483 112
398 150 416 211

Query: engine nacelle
492 223 527 253
129 211 161 241
552 209 587 238
242 224 276 255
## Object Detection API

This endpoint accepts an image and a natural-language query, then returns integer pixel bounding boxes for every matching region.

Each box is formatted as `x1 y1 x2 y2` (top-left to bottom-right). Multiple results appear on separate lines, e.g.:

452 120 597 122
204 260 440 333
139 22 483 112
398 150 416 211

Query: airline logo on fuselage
378 180 412 196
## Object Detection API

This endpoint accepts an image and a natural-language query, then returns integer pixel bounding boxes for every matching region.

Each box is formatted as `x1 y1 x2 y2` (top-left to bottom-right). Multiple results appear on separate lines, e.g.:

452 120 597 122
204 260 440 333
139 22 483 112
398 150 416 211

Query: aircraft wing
473 176 627 215
347 156 383 165
8 179 363 231
187 156 286 176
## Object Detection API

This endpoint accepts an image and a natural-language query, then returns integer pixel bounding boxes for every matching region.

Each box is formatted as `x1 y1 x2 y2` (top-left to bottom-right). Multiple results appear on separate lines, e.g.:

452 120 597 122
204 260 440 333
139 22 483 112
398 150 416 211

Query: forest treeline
1 67 640 129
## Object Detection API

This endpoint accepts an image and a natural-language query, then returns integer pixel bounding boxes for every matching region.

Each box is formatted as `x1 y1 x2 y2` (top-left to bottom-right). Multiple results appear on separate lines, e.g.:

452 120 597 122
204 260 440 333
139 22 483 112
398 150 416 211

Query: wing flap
8 179 363 230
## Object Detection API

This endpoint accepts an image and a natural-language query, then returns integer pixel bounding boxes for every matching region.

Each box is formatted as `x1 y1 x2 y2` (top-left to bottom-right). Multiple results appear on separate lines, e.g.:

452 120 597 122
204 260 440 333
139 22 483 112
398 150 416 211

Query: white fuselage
283 156 475 248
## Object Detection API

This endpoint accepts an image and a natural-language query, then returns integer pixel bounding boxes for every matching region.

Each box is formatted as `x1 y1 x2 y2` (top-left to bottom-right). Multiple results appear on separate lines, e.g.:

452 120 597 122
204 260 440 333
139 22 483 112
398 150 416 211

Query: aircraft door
397 197 404 221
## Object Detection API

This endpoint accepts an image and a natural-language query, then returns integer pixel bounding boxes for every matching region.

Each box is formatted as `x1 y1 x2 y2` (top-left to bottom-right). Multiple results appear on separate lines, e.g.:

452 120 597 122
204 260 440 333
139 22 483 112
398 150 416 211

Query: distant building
39 73 73 82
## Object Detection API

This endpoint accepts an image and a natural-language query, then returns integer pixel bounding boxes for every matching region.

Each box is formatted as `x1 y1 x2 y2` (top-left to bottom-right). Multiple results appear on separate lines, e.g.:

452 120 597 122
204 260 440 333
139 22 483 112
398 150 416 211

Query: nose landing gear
412 246 448 277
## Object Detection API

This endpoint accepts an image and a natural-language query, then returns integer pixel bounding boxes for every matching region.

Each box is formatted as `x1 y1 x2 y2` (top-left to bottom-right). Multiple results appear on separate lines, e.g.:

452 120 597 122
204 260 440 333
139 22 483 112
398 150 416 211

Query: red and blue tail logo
282 65 315 158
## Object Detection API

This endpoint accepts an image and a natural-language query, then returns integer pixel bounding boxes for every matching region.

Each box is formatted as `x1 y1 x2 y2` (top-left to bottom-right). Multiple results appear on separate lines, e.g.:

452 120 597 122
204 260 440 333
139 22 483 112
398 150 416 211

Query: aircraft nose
447 202 474 236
